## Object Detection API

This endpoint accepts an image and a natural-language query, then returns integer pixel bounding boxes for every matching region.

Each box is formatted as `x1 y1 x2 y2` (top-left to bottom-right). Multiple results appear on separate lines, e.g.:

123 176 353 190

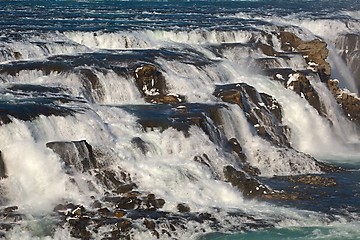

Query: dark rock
130 137 149 155
115 183 137 194
53 204 68 213
115 197 140 210
0 151 6 179
223 165 270 197
214 83 290 147
115 219 132 232
144 195 165 210
0 100 76 125
97 207 111 215
134 65 167 97
46 140 97 173
4 206 18 213
133 64 185 104
120 103 223 141
177 203 190 213
287 72 326 116
257 43 277 56
228 138 246 161
145 94 185 104
79 68 105 102
114 210 127 218
144 219 156 230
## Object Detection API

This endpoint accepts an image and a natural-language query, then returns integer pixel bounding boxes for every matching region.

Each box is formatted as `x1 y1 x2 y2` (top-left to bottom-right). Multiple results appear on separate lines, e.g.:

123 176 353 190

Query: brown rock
288 175 337 187
134 65 166 97
257 43 277 56
223 165 269 197
287 73 326 116
177 203 190 213
327 79 360 125
279 31 331 82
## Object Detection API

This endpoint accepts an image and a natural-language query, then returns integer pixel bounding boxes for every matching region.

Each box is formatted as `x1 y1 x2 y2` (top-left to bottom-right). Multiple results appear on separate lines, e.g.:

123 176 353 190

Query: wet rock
97 207 111 216
335 33 360 93
115 183 137 194
79 68 105 102
328 79 360 125
223 165 270 197
257 42 277 56
144 219 156 230
278 31 331 82
115 196 140 210
177 203 190 213
46 140 97 173
0 151 6 179
288 175 337 187
287 72 326 116
130 137 149 155
134 64 185 104
134 65 167 97
228 138 246 161
144 194 166 210
0 99 76 125
145 93 185 104
214 83 290 147
121 103 223 141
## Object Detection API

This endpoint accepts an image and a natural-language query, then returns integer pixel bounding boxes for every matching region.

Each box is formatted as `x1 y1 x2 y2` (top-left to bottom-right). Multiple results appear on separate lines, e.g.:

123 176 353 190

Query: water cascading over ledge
0 23 359 239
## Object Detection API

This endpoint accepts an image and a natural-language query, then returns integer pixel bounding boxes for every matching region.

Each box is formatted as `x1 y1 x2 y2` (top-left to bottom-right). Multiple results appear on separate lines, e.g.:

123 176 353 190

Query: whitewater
0 0 360 239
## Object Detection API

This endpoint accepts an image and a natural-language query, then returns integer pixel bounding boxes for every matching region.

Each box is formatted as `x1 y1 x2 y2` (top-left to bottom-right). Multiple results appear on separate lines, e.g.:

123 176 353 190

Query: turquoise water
203 225 360 240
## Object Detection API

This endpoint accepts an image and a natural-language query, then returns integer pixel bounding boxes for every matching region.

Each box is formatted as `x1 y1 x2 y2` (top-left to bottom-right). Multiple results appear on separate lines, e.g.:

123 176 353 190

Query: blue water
0 0 359 31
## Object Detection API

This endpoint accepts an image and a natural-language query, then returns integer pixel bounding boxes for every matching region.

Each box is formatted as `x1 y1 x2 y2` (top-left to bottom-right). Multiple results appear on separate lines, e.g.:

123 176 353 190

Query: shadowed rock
214 83 290 147
46 140 97 173
287 72 326 116
78 68 105 102
223 165 270 198
0 152 6 179
120 103 223 141
0 99 76 125
335 33 360 94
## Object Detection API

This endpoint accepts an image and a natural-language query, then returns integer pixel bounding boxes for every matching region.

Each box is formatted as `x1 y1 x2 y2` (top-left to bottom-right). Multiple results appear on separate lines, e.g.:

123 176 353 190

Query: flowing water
0 0 360 239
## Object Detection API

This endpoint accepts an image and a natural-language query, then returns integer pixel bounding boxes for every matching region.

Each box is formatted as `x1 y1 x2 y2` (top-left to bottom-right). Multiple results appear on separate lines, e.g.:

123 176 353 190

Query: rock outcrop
278 31 331 82
335 33 360 94
328 79 360 125
46 140 98 173
134 65 185 104
214 83 290 147
286 72 326 116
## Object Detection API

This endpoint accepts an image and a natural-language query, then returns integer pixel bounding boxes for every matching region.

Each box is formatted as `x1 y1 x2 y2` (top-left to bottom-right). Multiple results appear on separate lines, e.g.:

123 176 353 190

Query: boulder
134 65 167 97
134 65 185 104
